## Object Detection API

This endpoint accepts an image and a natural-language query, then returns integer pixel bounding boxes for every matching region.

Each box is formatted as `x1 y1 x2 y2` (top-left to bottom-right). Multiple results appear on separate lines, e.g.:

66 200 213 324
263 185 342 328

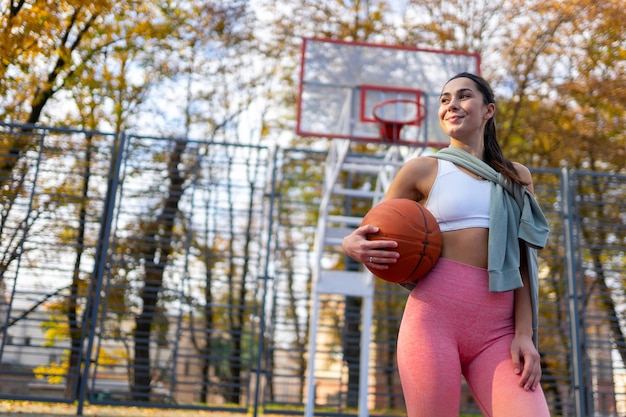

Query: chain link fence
0 123 625 416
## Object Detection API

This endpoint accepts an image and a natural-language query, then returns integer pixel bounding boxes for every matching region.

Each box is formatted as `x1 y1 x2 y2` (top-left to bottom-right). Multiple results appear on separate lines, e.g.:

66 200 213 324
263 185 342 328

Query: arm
511 245 542 391
342 157 436 268
510 162 542 390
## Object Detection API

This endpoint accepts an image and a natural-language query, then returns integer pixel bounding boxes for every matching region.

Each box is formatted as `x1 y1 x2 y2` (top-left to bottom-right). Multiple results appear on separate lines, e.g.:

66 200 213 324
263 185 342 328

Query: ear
484 103 496 120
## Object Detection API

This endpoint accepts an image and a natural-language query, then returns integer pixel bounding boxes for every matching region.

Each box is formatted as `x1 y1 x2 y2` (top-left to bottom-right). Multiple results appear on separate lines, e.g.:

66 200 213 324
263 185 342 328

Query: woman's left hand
510 334 542 391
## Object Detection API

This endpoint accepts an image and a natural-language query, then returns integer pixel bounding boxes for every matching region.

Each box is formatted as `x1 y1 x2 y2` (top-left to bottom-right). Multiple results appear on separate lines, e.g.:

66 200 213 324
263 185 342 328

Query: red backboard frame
359 85 424 124
296 37 481 147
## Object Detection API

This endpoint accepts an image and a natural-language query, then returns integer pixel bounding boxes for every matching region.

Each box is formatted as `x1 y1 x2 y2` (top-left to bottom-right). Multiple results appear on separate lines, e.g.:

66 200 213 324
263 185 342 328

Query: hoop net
372 99 426 143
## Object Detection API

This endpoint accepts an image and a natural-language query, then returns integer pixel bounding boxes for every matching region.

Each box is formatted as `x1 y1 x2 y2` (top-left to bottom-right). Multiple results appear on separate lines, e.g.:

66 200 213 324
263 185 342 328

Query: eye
440 97 450 104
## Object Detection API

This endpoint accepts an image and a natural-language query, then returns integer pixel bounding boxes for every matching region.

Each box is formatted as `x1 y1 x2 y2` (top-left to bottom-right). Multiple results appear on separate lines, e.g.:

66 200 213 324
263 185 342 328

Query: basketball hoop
372 99 426 143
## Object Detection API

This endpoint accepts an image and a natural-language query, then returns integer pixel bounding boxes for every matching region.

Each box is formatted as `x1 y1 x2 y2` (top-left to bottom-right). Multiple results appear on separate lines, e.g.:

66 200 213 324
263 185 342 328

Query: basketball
360 198 442 283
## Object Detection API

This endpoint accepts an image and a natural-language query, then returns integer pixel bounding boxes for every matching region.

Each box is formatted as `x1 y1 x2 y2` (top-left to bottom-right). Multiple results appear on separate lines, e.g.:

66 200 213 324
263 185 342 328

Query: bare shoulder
385 156 438 202
402 155 438 175
512 161 534 192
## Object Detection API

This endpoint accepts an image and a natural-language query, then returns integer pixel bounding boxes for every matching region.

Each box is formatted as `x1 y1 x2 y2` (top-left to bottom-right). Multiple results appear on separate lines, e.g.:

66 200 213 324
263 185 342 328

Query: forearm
510 242 542 390
514 273 534 338
514 241 534 338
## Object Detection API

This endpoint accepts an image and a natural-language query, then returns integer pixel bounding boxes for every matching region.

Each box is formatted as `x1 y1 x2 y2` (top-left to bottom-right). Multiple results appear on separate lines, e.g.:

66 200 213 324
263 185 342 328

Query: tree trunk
65 134 93 399
133 138 186 401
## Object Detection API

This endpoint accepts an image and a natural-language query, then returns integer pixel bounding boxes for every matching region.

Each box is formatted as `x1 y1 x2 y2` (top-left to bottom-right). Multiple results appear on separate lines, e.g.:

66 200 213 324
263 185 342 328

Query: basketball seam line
405 205 431 281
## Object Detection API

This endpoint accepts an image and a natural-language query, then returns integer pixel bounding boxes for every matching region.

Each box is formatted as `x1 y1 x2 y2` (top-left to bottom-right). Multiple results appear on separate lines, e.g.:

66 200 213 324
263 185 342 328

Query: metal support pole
304 292 321 417
358 293 373 417
562 167 586 416
76 132 126 415
253 147 280 417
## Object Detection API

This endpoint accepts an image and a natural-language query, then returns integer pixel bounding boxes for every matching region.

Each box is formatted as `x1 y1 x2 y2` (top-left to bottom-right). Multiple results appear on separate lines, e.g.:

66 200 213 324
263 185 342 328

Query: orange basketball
360 198 442 283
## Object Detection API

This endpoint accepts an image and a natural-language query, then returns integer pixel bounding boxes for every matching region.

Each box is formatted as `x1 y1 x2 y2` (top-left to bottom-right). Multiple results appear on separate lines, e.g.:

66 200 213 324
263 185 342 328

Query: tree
494 0 626 412
257 0 624 413
3 0 624 412
121 0 258 402
398 0 505 55
256 0 401 407
1 0 260 403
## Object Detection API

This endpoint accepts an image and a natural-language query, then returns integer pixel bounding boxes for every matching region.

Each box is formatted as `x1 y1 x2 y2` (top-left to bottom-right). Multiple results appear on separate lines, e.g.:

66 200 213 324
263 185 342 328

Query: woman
342 73 551 416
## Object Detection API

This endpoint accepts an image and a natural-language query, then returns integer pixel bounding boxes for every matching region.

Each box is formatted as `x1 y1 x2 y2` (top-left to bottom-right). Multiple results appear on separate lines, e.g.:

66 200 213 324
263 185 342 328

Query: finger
364 239 398 251
360 224 399 245
367 253 398 263
361 245 400 261
371 249 400 259
365 261 391 270
510 351 522 375
529 363 542 391
359 224 379 234
524 371 539 391
520 358 540 391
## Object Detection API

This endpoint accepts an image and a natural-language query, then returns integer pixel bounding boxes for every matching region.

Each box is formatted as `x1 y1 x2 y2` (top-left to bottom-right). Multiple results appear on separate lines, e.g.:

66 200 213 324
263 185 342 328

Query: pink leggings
397 258 550 417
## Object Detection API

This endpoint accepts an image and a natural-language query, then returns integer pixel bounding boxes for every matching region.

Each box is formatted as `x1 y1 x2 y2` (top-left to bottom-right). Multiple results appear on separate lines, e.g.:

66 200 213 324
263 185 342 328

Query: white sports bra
424 159 490 232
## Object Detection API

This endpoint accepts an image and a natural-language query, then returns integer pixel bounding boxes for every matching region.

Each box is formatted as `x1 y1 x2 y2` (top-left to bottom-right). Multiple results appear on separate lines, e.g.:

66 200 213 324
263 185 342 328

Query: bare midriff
440 228 489 269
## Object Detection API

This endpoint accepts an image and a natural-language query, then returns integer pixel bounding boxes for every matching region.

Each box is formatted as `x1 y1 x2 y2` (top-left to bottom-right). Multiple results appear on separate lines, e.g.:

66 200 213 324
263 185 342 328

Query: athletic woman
342 73 551 417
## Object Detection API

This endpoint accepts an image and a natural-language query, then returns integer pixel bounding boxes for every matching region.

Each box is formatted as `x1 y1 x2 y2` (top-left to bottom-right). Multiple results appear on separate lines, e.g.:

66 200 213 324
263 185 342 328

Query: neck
449 139 484 160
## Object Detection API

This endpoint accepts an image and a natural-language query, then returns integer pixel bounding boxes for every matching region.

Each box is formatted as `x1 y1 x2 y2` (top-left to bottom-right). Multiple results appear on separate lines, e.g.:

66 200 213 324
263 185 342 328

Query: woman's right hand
342 224 399 270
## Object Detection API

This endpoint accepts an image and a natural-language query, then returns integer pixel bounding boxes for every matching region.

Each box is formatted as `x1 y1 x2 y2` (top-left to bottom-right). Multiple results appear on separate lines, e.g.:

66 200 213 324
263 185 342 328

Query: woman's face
438 77 494 141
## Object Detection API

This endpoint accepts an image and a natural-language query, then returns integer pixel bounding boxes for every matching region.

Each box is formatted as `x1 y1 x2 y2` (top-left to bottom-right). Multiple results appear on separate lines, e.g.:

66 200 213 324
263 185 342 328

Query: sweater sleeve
519 190 550 250
487 179 524 292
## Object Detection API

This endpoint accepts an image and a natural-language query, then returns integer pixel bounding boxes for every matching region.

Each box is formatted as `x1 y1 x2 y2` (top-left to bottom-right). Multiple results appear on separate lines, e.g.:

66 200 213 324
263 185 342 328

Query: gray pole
76 132 126 415
562 167 586 416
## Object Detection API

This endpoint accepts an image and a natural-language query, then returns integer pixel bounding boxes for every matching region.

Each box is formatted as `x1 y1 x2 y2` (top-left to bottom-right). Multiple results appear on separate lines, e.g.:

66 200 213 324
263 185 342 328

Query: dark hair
447 72 527 186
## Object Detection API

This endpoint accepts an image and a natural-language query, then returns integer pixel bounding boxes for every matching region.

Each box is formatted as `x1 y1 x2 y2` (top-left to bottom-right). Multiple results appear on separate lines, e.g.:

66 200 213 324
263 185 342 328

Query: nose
446 97 460 111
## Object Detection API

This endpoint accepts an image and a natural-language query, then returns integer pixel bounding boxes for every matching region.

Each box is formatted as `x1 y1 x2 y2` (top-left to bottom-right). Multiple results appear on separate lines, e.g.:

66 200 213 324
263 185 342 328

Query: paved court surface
0 401 280 417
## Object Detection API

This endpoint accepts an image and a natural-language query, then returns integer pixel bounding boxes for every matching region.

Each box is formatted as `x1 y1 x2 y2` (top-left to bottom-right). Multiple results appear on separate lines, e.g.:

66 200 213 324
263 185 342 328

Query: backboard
296 38 481 147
